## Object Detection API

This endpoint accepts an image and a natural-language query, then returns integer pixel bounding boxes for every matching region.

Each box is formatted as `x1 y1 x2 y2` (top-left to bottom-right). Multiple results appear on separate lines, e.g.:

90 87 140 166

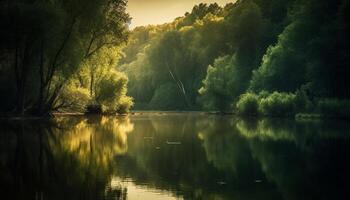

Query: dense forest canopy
0 0 350 116
120 0 350 115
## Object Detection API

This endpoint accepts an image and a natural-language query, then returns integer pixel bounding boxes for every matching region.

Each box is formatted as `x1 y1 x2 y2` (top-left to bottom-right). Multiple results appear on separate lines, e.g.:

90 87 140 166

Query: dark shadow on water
1 114 350 200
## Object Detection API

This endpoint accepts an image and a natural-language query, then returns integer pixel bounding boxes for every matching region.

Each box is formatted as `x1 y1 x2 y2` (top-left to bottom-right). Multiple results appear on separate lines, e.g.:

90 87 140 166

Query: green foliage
237 91 350 119
236 93 259 115
116 96 134 114
259 92 297 117
149 83 187 110
0 0 130 115
250 44 303 92
120 0 350 114
73 46 134 114
236 91 306 117
55 45 134 115
94 71 132 113
250 0 350 98
1 0 350 117
198 56 235 111
56 83 91 112
121 0 293 111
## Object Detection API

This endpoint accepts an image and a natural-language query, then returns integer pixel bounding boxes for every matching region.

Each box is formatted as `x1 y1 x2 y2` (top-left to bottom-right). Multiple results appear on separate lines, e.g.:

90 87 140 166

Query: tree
198 56 235 112
0 0 130 115
250 0 350 98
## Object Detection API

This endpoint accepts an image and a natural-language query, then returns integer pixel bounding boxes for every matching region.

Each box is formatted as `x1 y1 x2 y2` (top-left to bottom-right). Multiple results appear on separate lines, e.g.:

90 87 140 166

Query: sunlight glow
110 177 179 200
127 0 235 28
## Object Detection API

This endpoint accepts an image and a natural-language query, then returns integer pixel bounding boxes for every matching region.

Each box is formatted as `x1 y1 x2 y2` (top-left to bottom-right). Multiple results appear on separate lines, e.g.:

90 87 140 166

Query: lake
1 113 350 200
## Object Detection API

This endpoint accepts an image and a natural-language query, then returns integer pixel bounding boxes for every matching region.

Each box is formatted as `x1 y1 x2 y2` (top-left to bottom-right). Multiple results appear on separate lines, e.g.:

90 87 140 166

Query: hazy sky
127 0 234 28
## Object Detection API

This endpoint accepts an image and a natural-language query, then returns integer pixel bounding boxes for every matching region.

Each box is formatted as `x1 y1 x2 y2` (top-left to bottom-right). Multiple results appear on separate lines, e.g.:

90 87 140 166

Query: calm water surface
1 113 350 200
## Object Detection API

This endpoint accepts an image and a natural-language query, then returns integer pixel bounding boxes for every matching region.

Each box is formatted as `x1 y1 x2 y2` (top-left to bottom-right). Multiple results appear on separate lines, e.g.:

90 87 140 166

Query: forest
1 0 350 118
0 0 133 116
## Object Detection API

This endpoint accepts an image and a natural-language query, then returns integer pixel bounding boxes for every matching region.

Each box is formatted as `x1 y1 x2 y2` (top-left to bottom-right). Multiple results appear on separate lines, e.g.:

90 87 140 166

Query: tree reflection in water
0 116 133 200
1 114 350 200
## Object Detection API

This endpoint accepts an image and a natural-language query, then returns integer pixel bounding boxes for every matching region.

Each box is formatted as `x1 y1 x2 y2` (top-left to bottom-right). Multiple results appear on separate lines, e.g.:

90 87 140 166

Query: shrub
56 84 91 112
318 99 350 118
116 96 134 114
236 93 259 115
259 92 297 117
258 90 270 99
94 70 134 114
198 55 239 112
95 71 128 110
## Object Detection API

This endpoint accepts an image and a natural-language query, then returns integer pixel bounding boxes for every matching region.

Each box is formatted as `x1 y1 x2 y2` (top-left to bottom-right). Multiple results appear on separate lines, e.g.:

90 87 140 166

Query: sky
127 0 234 28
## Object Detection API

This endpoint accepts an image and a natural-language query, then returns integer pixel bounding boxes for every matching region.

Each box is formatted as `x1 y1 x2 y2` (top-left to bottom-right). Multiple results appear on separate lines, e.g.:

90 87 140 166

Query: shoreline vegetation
118 0 350 118
1 0 350 119
1 110 349 121
0 0 133 117
235 91 350 120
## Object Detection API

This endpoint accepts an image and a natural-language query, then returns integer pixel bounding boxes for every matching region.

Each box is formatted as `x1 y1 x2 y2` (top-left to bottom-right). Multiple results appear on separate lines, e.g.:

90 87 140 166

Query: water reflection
0 114 350 200
0 116 132 200
237 118 350 200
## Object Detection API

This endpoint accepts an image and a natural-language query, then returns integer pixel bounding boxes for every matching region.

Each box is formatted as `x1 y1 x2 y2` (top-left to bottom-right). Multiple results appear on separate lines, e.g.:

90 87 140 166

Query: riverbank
1 110 349 121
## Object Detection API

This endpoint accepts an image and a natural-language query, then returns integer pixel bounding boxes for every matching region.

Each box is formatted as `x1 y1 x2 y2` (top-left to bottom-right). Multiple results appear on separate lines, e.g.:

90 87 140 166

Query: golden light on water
51 116 134 167
110 177 179 200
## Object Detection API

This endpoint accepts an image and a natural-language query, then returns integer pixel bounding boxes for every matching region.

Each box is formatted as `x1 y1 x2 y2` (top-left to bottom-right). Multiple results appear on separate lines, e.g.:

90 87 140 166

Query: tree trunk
37 40 45 114
90 73 94 97
15 43 30 116
35 18 76 116
166 62 192 109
